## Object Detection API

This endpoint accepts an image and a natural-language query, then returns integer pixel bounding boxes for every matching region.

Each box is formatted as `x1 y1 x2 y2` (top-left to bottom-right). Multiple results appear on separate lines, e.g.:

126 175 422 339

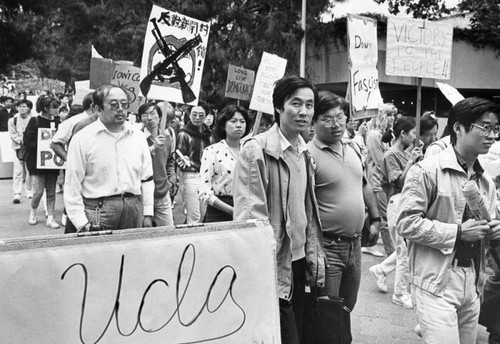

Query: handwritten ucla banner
0 221 280 343
386 16 453 79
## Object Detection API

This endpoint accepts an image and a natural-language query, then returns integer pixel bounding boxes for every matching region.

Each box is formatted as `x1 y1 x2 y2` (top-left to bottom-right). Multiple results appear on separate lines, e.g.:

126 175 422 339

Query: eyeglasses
470 123 500 137
107 101 130 111
319 115 346 127
141 109 157 118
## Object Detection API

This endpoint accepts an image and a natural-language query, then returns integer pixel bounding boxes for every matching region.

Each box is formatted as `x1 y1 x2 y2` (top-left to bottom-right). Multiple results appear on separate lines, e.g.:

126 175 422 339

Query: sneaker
28 212 37 225
46 217 60 229
361 246 384 257
369 265 388 293
414 324 422 338
61 214 67 227
13 194 21 204
26 193 33 199
392 293 413 309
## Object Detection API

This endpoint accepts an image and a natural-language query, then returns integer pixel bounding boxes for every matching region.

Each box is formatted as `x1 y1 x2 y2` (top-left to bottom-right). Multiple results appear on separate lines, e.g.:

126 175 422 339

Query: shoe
28 211 37 225
26 193 33 199
13 194 21 204
46 216 60 229
414 324 422 338
61 214 67 227
361 246 384 257
369 265 388 293
392 293 413 309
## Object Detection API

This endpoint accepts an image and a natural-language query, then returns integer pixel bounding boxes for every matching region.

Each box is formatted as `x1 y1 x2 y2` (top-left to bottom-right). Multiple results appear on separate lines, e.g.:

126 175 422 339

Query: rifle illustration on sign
140 17 202 103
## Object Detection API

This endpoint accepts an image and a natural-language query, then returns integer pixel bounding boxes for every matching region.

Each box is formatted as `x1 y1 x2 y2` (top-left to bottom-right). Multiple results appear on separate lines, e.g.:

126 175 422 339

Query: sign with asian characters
347 14 384 114
386 16 453 79
0 221 280 344
225 65 255 101
249 52 287 115
140 5 210 104
37 127 65 169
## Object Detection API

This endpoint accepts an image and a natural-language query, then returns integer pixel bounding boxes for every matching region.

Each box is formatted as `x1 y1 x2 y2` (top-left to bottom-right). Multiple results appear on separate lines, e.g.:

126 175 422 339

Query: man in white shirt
64 85 154 231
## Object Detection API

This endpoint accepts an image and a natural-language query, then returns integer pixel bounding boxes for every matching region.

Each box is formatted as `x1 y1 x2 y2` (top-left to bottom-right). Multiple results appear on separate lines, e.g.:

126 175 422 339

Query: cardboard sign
249 52 287 115
225 65 255 101
347 14 384 115
36 127 65 169
436 81 464 105
110 63 146 114
140 5 210 104
73 80 92 106
0 221 280 343
386 16 453 79
0 132 14 163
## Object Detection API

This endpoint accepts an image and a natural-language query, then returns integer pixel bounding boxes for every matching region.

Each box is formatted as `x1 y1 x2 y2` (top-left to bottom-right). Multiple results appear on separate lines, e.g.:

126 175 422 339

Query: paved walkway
0 178 489 343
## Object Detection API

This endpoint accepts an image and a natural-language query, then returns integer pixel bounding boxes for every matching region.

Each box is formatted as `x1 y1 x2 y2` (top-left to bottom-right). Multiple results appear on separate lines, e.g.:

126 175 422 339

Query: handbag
16 144 27 161
302 288 351 344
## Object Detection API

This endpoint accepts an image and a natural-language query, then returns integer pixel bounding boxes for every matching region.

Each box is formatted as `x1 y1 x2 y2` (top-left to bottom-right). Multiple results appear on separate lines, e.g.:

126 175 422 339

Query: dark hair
58 105 69 114
2 96 14 103
392 116 416 139
213 104 251 141
420 114 438 135
313 90 349 122
272 75 317 125
187 101 210 118
448 97 500 145
82 92 94 111
138 102 158 116
67 105 83 119
16 99 32 109
92 85 128 110
36 95 60 113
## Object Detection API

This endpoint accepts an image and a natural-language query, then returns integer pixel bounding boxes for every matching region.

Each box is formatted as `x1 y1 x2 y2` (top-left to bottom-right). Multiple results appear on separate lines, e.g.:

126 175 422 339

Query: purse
302 288 351 344
16 144 27 161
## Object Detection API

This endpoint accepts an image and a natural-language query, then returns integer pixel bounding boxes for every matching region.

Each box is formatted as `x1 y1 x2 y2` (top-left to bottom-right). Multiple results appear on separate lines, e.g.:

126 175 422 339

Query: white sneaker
61 214 67 226
369 265 388 293
414 324 422 338
46 216 60 229
361 246 384 257
28 211 37 225
392 293 413 309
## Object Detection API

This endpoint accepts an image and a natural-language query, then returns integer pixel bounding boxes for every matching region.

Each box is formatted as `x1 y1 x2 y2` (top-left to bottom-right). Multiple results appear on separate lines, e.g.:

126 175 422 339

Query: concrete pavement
0 178 489 343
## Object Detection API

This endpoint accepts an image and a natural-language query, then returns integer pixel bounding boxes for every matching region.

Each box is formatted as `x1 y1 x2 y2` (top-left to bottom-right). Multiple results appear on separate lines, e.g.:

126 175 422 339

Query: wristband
370 217 381 223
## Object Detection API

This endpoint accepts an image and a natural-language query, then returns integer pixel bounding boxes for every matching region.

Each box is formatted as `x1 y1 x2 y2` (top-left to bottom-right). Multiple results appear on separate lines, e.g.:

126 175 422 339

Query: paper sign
0 131 14 163
225 65 255 101
436 81 464 105
73 80 92 106
0 221 280 343
36 128 65 169
140 5 210 104
347 14 384 114
386 16 453 79
249 52 287 115
110 63 146 113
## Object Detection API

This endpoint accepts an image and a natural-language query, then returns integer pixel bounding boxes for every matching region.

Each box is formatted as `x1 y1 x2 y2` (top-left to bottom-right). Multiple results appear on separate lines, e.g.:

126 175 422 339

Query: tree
372 0 451 18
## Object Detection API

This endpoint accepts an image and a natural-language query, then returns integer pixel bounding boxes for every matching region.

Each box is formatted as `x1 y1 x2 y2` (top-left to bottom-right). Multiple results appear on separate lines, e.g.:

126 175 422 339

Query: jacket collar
260 123 307 160
439 145 483 176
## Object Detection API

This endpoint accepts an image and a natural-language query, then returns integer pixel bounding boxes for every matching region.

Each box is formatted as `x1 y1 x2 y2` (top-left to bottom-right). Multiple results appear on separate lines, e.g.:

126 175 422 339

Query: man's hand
154 135 165 148
487 219 500 240
461 219 490 241
143 216 153 228
369 222 380 246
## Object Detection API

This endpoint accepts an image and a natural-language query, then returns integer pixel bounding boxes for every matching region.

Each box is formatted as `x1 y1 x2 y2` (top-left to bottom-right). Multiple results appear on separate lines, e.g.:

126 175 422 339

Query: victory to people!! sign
386 16 453 79
347 14 384 114
140 5 210 105
0 221 280 343
249 52 287 115
37 127 65 169
225 64 255 101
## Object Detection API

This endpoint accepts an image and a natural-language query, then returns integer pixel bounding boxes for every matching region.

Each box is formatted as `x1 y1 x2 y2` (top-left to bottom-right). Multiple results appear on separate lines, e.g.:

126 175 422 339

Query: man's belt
323 232 361 242
452 257 473 268
85 192 137 201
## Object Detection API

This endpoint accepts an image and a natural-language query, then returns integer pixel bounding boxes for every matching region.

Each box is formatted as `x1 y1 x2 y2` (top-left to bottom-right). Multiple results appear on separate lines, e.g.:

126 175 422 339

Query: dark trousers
280 258 306 344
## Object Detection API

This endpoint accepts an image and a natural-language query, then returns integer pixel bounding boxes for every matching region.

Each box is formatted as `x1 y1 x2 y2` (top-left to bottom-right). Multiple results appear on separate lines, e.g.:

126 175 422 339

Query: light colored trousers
31 173 58 216
180 171 201 224
414 265 480 344
154 192 174 227
12 154 32 196
379 194 411 296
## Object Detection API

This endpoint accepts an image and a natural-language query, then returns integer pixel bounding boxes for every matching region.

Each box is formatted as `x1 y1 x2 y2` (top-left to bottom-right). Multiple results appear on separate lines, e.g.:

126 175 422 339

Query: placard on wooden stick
0 220 280 344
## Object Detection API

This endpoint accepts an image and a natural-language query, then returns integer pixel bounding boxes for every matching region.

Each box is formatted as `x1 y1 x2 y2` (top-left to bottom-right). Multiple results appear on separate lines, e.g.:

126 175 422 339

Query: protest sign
110 63 146 113
249 52 287 115
140 5 210 104
0 132 14 163
436 81 464 105
36 127 65 169
73 80 92 106
347 14 383 116
0 220 280 343
225 65 255 101
386 16 453 79
13 78 65 95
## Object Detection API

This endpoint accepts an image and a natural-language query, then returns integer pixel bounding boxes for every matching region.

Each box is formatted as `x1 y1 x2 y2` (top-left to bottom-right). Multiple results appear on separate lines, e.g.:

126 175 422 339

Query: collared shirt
277 126 308 156
51 111 90 146
198 140 238 205
8 113 31 149
64 119 154 229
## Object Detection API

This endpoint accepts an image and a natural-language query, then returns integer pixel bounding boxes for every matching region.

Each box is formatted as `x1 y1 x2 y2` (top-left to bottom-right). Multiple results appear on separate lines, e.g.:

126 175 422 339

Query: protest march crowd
1 74 500 344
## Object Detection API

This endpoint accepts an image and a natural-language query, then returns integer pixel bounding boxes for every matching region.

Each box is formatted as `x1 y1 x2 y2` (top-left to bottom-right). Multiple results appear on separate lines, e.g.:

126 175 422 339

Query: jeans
374 190 395 256
31 173 57 215
414 265 480 344
180 171 201 224
12 154 32 196
280 258 306 344
154 192 174 227
83 195 143 230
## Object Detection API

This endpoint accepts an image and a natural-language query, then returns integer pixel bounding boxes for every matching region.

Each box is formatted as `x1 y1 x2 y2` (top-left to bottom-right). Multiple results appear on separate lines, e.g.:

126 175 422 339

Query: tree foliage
373 0 450 18
0 0 334 106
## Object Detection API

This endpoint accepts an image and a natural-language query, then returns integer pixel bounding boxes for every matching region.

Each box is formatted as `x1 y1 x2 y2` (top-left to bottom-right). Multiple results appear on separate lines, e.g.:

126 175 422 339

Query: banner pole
415 77 422 146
